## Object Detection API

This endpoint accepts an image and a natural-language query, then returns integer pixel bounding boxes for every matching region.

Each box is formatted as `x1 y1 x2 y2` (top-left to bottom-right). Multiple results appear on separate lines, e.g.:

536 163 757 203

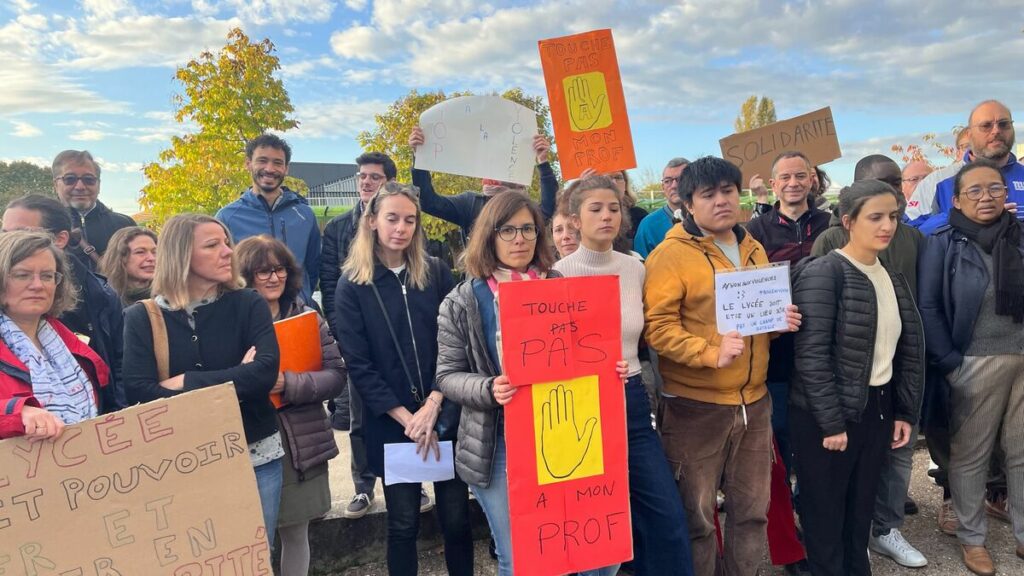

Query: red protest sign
499 276 632 575
539 29 637 180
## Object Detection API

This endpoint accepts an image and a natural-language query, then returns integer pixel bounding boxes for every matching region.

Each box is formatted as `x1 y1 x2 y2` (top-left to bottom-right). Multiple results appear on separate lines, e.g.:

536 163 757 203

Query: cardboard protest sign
415 95 539 186
715 262 792 336
499 276 631 575
0 385 269 576
719 107 841 184
271 309 322 407
539 29 636 180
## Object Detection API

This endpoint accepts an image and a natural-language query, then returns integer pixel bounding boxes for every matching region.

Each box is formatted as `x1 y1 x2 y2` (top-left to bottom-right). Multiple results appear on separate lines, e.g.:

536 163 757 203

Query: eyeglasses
254 266 288 281
495 224 538 242
661 176 680 186
962 184 1008 201
56 175 99 186
9 270 63 286
358 172 386 182
972 120 1014 133
903 175 928 185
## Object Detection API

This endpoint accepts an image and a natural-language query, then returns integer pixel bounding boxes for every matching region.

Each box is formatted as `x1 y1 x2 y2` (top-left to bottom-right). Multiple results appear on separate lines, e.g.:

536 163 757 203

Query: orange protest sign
719 106 841 184
539 29 636 180
499 276 632 575
271 310 322 407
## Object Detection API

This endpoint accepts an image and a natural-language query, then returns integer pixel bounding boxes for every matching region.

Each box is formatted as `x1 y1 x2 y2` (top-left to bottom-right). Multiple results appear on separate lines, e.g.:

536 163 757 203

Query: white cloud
95 159 144 173
291 99 389 139
82 0 132 19
10 0 35 12
10 120 42 137
344 0 366 10
0 156 50 168
69 129 111 141
191 0 336 25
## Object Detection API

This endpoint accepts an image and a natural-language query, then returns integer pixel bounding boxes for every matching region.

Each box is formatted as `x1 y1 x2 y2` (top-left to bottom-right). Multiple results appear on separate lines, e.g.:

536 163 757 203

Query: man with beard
906 101 1023 235
217 133 321 304
51 150 135 269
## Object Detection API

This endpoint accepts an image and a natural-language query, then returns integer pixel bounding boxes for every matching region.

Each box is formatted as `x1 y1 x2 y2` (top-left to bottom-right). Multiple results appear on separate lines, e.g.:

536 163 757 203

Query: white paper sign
384 441 456 485
715 262 792 336
416 95 540 185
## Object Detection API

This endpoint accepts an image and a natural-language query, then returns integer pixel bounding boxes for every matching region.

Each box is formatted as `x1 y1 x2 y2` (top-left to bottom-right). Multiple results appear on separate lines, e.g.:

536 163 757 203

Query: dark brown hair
235 235 303 306
463 191 554 279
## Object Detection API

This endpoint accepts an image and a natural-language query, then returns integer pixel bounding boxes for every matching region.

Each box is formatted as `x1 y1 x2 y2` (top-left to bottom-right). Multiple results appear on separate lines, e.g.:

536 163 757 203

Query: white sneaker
869 528 928 568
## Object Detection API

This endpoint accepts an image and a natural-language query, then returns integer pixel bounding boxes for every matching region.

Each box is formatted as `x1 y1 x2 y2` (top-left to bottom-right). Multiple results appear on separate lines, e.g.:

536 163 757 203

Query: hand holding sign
540 384 598 479
717 331 745 368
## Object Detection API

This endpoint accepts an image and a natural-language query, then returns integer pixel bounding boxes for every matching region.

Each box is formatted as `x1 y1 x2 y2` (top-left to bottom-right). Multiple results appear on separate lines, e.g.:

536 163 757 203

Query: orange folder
270 310 322 408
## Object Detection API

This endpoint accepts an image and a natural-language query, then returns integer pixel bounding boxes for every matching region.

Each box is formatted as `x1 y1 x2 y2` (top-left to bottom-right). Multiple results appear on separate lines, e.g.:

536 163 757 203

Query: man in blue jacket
216 134 321 304
906 100 1022 235
634 157 689 258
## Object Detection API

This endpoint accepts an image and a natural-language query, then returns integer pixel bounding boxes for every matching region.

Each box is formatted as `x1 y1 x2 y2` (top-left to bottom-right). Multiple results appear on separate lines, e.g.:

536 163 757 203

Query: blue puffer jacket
216 187 321 303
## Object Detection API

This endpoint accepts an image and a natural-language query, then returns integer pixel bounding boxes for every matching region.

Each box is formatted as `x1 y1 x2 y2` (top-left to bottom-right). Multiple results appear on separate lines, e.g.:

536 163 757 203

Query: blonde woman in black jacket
790 180 925 576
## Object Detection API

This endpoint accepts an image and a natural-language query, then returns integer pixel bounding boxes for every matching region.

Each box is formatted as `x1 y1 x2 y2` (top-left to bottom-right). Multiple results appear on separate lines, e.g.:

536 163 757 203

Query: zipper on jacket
399 275 427 402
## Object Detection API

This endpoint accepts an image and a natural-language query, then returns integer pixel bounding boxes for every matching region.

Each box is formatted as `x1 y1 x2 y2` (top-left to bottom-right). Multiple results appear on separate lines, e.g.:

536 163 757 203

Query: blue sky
2 0 1022 215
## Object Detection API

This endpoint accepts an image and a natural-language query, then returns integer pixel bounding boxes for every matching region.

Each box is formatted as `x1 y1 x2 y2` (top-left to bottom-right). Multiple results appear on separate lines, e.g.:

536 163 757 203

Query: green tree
0 161 54 207
357 88 556 240
141 28 306 226
734 95 777 133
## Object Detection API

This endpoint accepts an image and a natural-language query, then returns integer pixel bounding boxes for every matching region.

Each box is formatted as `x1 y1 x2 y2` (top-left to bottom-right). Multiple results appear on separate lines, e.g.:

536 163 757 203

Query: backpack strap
142 299 170 382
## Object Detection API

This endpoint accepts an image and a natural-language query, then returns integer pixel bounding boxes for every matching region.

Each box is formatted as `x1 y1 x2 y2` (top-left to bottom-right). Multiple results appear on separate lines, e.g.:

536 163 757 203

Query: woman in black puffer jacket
789 179 924 576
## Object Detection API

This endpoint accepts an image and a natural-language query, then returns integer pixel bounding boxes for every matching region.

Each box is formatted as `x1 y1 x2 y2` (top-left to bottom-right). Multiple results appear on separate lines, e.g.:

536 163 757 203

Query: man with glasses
318 152 433 518
1 194 125 412
216 133 321 304
408 126 557 242
634 157 689 258
902 161 933 200
906 100 1024 235
51 150 135 269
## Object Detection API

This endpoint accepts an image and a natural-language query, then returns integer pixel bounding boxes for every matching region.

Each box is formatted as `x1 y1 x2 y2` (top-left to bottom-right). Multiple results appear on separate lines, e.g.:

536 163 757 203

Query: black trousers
791 386 892 576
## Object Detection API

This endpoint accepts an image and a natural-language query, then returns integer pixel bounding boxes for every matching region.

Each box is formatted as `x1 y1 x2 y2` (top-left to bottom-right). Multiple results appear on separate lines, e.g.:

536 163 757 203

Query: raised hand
566 76 607 132
540 384 598 479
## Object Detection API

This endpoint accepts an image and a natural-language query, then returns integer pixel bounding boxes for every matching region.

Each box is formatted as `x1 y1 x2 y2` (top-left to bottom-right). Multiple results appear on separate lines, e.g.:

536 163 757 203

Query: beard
976 134 1015 160
67 195 96 212
252 170 284 193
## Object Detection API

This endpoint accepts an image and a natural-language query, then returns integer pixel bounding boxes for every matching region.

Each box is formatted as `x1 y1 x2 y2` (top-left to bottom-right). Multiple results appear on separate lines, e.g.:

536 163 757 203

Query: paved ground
324 432 1020 575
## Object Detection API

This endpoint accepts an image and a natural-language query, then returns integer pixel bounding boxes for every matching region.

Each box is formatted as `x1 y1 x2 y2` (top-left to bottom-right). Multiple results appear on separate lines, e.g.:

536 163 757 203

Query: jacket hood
239 186 308 210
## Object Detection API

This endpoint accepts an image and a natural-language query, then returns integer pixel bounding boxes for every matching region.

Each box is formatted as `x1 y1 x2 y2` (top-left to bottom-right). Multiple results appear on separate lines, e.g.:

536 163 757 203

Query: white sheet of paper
384 441 456 486
714 262 792 336
415 95 540 185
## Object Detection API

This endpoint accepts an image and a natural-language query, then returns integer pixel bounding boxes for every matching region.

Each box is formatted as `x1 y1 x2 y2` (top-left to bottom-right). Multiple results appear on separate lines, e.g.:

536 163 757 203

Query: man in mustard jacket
644 156 800 576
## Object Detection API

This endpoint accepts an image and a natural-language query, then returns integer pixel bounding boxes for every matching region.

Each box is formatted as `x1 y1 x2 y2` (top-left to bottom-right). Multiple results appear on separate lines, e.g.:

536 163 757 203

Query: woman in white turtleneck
553 174 695 576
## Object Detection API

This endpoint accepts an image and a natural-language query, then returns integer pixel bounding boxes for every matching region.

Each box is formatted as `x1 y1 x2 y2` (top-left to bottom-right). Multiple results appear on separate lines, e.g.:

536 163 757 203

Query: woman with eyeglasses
122 214 282 547
99 226 158 306
0 230 110 439
553 175 694 576
918 160 1024 576
236 235 346 576
335 182 473 576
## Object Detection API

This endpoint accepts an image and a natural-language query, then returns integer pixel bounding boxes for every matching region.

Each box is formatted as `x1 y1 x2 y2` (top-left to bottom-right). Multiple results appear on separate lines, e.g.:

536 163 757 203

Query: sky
1 0 1022 216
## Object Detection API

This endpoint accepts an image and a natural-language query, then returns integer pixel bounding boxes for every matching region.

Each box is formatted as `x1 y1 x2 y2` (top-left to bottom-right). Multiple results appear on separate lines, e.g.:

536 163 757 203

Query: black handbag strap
369 281 424 403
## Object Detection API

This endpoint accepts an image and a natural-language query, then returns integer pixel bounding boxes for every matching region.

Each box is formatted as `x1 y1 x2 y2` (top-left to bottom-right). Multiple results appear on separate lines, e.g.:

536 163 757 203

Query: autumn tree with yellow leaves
141 28 306 226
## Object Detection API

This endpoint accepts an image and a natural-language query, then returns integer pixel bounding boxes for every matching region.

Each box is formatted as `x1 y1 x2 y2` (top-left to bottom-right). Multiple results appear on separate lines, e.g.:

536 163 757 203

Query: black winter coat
319 203 363 335
334 256 455 477
790 252 925 436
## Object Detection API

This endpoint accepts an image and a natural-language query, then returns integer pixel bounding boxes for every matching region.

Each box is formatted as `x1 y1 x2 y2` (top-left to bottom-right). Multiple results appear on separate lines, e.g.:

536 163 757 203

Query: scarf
949 208 1024 322
0 314 97 424
123 284 151 306
487 267 546 371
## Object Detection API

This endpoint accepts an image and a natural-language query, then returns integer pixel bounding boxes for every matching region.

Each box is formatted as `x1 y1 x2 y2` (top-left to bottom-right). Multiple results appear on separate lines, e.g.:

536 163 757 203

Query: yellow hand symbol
540 384 598 479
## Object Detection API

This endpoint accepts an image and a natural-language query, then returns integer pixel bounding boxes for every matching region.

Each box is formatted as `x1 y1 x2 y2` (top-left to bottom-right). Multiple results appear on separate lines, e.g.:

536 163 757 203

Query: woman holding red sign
553 175 694 576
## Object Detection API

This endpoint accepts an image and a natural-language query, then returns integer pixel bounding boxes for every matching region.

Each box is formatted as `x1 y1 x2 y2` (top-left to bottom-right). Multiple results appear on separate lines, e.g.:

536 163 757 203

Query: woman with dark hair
790 180 924 576
122 214 282 546
918 160 1024 576
99 226 158 305
0 230 109 439
335 182 473 576
555 175 693 576
236 235 346 576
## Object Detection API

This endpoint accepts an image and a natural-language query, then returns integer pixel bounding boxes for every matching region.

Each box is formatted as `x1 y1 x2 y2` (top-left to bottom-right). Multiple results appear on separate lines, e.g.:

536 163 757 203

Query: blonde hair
342 182 429 289
0 230 78 318
99 226 158 301
152 214 242 310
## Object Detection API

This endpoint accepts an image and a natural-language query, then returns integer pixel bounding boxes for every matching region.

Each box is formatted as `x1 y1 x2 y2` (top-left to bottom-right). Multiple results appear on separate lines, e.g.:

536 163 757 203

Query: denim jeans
625 376 695 576
471 435 623 576
254 457 284 548
381 475 474 576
